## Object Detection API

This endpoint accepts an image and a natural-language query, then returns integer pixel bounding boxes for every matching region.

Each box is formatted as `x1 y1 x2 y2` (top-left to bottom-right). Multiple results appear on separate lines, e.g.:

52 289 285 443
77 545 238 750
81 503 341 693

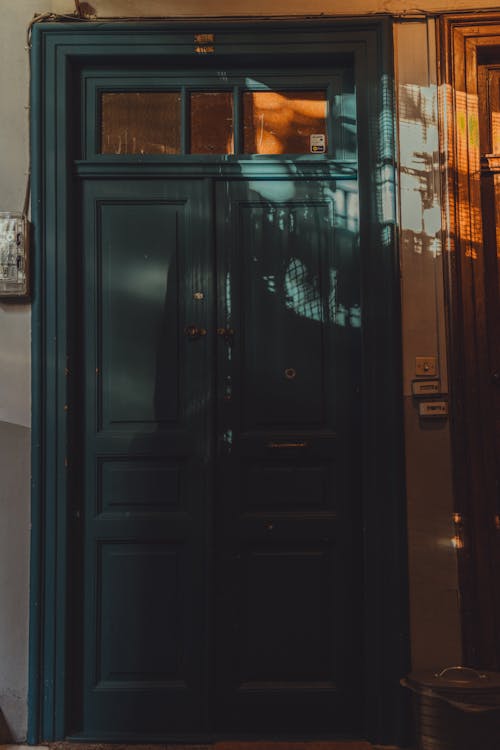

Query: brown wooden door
441 18 500 668
479 60 500 663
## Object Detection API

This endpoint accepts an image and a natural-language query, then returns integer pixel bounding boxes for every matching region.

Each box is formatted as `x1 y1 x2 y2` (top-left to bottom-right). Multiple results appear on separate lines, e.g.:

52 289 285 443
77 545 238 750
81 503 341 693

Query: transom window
101 88 328 155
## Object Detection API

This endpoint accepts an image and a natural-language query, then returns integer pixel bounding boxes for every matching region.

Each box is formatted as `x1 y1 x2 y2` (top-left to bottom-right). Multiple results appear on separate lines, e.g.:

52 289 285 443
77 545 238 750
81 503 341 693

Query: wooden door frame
28 17 409 746
438 13 500 668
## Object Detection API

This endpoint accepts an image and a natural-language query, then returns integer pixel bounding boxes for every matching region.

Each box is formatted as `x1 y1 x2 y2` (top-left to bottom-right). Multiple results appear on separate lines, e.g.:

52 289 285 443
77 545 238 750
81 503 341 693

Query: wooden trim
439 13 500 668
482 155 500 172
27 24 43 746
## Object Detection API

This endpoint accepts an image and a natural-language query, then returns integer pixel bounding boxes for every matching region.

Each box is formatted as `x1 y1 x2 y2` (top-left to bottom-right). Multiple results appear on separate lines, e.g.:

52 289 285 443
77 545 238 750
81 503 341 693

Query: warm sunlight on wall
52 0 500 16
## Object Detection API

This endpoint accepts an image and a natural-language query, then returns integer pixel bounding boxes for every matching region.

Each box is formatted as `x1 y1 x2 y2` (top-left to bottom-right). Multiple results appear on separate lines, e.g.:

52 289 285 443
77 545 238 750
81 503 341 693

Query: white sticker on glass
310 134 326 153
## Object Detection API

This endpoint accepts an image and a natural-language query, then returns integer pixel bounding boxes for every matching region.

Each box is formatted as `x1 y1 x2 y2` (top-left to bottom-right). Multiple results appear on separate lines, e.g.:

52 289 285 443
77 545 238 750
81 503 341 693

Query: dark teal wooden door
80 179 211 733
214 180 362 732
78 175 361 736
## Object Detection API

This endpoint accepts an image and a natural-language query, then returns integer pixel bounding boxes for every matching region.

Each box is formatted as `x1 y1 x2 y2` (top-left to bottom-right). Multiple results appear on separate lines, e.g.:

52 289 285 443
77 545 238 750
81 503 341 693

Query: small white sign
418 401 449 417
412 379 440 396
310 134 326 153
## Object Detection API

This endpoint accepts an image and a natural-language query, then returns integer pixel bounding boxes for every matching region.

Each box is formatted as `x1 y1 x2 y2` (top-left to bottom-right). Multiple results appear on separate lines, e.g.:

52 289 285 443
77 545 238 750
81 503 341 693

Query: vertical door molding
439 14 500 667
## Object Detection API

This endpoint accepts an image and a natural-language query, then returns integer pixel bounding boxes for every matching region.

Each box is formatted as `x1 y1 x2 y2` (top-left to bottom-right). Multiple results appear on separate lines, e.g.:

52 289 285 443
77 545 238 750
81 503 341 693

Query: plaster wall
0 1 41 742
0 0 469 741
50 0 500 16
395 18 462 669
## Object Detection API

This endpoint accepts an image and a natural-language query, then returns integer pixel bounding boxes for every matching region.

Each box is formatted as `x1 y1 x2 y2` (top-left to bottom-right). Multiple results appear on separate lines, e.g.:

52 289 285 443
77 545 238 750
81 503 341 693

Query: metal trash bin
402 666 500 750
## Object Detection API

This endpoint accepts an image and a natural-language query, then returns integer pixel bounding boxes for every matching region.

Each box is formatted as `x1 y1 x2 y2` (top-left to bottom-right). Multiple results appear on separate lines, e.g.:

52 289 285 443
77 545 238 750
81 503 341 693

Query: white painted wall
0 1 32 429
0 2 41 741
0 0 472 741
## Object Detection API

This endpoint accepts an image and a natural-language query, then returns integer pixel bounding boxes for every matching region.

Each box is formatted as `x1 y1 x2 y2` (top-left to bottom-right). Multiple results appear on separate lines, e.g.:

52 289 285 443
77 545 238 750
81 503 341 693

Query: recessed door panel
99 202 182 428
243 462 330 510
97 542 184 683
238 200 329 427
99 459 181 514
239 545 336 681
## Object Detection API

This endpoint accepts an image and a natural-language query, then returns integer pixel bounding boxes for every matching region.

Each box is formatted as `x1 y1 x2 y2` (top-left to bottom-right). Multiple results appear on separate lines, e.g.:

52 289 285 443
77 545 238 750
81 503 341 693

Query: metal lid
407 666 500 693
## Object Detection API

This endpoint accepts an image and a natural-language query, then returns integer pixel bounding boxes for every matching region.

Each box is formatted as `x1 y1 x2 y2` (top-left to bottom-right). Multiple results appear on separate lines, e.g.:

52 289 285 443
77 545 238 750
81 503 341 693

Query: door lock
217 327 235 344
184 325 207 340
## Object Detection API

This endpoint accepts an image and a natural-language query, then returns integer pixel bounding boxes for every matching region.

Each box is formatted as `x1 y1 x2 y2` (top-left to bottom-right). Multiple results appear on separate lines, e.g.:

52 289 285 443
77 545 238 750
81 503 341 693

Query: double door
75 175 362 736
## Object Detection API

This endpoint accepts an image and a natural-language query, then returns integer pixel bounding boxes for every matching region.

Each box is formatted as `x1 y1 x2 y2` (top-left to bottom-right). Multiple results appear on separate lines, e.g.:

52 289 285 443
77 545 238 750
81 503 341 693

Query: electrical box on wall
0 212 30 298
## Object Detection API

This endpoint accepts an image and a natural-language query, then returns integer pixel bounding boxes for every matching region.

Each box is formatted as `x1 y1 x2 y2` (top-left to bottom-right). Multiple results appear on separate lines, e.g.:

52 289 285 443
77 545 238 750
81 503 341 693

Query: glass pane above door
99 88 329 156
101 92 182 154
190 92 234 154
243 91 327 154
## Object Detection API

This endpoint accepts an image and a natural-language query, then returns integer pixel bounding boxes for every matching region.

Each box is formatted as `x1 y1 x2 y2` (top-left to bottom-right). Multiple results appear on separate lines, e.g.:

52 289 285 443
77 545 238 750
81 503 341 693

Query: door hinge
495 479 500 530
452 512 465 549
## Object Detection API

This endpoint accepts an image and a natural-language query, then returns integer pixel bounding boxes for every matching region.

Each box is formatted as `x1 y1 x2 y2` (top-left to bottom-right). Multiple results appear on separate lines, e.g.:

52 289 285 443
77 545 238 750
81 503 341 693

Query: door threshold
47 738 380 750
47 742 378 749
0 748 395 750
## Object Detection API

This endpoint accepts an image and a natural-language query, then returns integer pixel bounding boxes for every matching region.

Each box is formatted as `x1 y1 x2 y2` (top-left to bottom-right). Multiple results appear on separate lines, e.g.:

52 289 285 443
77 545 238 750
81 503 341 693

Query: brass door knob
217 327 235 344
184 325 207 340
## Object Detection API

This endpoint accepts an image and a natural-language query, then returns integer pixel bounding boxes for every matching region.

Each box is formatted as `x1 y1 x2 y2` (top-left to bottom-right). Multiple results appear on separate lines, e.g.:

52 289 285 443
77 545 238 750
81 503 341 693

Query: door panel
214 180 362 731
99 202 181 426
238 200 328 425
79 180 210 734
77 176 361 735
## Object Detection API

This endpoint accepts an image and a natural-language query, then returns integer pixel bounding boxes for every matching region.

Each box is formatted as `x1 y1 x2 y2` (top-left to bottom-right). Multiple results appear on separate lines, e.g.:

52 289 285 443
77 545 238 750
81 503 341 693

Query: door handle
492 371 500 385
184 325 207 340
217 327 235 344
267 441 308 449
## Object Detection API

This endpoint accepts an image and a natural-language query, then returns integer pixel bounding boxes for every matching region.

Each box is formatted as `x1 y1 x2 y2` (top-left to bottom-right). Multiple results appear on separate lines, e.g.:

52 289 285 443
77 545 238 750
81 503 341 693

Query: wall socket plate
415 356 437 377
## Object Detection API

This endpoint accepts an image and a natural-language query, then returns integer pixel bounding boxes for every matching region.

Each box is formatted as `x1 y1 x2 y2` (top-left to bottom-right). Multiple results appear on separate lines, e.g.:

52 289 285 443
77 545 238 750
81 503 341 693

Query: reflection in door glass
101 92 181 154
190 92 234 154
243 91 327 154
